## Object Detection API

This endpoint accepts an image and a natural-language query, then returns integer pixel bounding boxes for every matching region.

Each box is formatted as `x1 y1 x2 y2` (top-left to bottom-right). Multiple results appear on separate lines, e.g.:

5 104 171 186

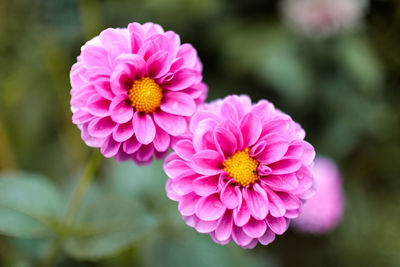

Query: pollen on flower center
128 77 163 113
223 148 259 187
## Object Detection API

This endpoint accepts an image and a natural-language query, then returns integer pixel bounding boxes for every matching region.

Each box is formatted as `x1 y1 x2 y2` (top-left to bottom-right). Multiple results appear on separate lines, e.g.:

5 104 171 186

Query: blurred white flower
281 0 369 38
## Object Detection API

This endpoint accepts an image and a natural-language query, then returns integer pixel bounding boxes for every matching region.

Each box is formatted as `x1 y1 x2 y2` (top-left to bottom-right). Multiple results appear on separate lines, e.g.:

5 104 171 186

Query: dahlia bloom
164 95 315 248
292 156 344 234
282 0 368 38
70 22 207 164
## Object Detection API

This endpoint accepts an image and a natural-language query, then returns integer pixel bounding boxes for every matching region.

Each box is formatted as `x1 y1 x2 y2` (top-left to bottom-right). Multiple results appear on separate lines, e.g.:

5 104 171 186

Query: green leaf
141 230 276 267
64 193 158 260
258 29 313 106
337 35 383 94
0 172 63 238
106 160 167 200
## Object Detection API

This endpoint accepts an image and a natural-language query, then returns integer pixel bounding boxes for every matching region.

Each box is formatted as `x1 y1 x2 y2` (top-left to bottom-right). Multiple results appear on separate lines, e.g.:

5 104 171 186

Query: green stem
63 152 102 225
40 152 101 267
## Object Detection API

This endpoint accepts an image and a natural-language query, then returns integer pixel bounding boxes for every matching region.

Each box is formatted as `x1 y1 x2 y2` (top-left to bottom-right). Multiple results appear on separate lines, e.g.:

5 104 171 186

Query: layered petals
164 95 316 248
70 22 207 163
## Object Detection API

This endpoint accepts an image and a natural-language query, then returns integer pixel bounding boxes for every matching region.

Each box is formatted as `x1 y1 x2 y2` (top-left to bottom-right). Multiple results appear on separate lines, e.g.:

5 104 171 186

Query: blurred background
0 0 399 266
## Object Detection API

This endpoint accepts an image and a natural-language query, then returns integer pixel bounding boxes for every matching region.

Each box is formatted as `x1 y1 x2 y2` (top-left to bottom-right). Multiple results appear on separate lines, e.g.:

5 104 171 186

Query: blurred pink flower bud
292 156 345 234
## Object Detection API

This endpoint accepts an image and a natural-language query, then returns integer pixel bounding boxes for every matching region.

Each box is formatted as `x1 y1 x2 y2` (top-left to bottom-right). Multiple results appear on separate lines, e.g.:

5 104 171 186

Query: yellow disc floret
128 77 163 113
223 148 259 187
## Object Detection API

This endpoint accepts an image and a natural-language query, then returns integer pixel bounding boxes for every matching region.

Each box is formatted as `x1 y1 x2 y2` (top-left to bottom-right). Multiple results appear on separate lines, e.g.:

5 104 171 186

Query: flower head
282 0 368 38
164 95 315 248
292 156 344 234
70 22 207 164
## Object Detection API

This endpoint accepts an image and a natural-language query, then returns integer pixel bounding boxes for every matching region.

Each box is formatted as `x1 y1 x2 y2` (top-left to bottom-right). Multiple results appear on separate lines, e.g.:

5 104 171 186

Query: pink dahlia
70 22 207 164
292 156 344 234
164 95 315 248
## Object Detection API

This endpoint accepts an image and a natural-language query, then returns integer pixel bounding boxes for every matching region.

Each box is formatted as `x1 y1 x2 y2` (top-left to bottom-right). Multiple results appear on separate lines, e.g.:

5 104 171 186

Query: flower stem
40 152 101 266
63 152 102 225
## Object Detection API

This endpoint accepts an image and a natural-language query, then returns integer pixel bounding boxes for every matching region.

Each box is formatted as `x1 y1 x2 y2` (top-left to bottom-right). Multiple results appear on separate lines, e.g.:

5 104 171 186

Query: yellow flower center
128 77 163 113
223 148 259 187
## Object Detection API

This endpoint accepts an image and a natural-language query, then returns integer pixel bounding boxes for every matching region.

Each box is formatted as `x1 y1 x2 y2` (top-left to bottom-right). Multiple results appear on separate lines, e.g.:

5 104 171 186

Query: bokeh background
0 0 399 266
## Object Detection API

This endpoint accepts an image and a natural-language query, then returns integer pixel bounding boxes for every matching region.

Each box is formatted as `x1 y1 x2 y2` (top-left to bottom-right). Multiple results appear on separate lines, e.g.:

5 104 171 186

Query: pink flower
164 95 315 248
292 156 344 234
70 22 207 164
282 0 368 38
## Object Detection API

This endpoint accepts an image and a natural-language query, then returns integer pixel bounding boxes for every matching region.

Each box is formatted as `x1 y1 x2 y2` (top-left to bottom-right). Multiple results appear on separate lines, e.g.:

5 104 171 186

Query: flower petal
113 121 134 142
122 135 141 154
153 126 170 152
166 179 182 201
179 192 201 216
133 112 156 144
109 94 133 123
128 22 144 53
114 54 147 80
192 119 218 152
259 228 275 245
87 95 110 116
215 210 233 241
257 141 289 165
101 135 121 158
242 239 258 249
214 127 237 158
240 112 262 148
291 166 313 194
72 111 93 125
233 200 251 227
160 92 196 116
177 43 197 69
110 63 135 95
164 158 192 178
232 226 253 247
243 218 267 238
270 159 302 175
302 141 315 165
136 144 154 162
243 184 269 220
81 122 104 147
192 175 219 196
189 111 221 133
88 116 116 138
265 188 286 217
81 44 110 68
276 192 301 210
220 180 240 209
194 216 218 233
191 150 223 176
220 100 239 122
221 120 243 150
147 51 171 79
93 77 114 100
174 139 195 161
153 110 187 136
168 171 197 195
195 193 226 221
261 174 299 191
257 165 272 176
162 68 198 91
266 215 289 235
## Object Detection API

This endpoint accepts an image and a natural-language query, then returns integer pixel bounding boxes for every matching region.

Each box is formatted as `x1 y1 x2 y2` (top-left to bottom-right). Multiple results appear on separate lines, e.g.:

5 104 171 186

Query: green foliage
0 172 63 238
337 35 383 94
64 194 158 260
141 232 272 267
